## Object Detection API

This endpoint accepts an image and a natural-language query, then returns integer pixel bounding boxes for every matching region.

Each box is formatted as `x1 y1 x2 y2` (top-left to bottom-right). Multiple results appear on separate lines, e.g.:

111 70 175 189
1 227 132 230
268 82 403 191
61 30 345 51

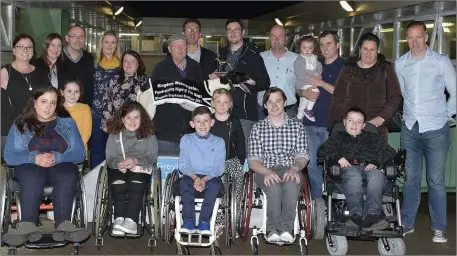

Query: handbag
383 65 403 133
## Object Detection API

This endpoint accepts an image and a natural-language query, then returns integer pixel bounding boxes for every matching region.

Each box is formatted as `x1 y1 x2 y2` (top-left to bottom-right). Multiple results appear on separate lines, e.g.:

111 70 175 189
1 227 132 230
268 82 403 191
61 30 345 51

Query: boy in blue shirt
178 106 226 235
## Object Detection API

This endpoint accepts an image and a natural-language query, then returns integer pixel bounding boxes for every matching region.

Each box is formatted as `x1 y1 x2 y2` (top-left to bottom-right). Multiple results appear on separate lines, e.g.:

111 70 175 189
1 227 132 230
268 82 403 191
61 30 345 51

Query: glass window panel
443 16 456 59
379 23 394 60
141 35 161 53
341 28 351 58
352 27 374 57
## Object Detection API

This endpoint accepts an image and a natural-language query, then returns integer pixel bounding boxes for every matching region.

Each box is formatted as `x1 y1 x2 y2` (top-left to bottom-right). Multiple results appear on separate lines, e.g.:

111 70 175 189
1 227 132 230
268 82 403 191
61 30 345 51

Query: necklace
20 72 32 91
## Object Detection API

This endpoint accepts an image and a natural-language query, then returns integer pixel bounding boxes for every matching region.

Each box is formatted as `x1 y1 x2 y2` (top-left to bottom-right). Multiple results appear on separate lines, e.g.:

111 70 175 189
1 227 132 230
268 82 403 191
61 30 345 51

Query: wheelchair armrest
322 159 342 177
383 162 397 180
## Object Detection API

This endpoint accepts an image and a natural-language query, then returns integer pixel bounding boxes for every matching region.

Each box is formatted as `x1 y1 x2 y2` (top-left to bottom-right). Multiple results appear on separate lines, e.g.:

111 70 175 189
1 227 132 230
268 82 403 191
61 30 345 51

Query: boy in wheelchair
317 108 396 231
178 106 226 235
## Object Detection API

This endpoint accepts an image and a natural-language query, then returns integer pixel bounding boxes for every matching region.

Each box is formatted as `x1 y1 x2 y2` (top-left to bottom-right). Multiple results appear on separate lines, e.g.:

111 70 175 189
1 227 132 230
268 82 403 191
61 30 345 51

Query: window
443 15 456 59
140 35 161 53
379 23 394 60
352 27 374 57
341 28 351 58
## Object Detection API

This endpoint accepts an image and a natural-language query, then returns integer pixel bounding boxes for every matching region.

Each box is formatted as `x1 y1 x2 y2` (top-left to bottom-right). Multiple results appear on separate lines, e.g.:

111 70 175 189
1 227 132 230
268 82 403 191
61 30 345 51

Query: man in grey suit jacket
183 18 217 79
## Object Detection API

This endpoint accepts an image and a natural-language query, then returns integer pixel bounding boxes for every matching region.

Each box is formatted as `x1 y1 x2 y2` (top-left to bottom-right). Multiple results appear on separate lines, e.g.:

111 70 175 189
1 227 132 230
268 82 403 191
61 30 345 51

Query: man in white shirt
259 25 297 119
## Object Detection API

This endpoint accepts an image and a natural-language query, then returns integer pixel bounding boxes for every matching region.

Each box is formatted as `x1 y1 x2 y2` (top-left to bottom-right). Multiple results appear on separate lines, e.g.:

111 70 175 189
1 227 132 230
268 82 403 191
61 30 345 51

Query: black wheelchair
92 162 162 253
0 163 87 255
161 169 237 255
319 122 407 255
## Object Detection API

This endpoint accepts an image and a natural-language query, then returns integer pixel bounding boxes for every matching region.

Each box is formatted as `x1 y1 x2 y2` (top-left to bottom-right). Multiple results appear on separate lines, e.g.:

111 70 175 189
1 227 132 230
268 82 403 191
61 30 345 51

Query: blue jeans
180 175 222 223
14 163 79 227
401 122 450 232
342 165 387 218
304 126 328 198
90 115 108 169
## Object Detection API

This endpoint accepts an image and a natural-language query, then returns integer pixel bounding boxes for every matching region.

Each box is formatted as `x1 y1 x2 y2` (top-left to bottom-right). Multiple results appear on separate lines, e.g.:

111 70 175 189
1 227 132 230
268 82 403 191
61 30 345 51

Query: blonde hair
212 88 233 102
94 30 121 66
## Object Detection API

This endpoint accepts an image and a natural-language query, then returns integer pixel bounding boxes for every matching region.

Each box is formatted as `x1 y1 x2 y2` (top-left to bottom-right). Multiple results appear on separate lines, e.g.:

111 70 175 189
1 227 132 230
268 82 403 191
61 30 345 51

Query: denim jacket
4 117 86 166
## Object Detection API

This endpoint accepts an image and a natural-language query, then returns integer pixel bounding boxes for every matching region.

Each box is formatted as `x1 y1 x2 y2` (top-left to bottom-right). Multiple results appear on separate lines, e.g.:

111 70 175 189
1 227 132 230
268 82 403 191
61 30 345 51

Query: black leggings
107 168 150 222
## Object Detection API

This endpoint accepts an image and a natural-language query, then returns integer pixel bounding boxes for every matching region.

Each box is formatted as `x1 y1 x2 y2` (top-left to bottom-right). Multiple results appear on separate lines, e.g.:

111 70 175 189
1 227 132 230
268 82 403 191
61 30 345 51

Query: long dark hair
107 101 154 139
117 50 145 83
40 33 64 68
15 86 70 135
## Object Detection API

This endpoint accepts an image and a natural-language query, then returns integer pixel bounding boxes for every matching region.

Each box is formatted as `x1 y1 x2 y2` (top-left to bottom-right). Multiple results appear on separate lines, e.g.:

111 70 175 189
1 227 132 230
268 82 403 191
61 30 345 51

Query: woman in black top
32 33 68 89
210 88 245 236
1 34 51 150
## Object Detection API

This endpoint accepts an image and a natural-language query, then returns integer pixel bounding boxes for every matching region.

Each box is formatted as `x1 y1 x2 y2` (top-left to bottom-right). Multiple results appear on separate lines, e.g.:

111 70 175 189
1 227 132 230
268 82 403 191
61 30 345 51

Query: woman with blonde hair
90 30 121 169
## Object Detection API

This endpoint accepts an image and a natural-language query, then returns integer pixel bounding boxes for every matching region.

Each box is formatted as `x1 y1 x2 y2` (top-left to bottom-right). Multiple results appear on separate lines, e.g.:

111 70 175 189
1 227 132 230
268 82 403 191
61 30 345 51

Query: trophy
213 57 232 77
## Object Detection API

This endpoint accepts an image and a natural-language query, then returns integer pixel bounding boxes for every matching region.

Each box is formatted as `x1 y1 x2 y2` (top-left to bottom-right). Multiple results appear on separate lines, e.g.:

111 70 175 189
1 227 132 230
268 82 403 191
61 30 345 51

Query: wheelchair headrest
331 122 378 134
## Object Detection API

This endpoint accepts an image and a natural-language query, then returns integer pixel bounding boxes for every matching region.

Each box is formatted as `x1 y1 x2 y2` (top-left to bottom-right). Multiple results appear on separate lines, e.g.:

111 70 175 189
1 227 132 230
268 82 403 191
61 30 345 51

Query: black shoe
362 214 389 232
346 214 362 228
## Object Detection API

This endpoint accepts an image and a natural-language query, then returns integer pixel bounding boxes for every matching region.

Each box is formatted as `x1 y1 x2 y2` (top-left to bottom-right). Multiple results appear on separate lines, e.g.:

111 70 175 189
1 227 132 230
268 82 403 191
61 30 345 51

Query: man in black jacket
151 34 203 152
211 18 270 148
62 25 94 106
183 18 217 79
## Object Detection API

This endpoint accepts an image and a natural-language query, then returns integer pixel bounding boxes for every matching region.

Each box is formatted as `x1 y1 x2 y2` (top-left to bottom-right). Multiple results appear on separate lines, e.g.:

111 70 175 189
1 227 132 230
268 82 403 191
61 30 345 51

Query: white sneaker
265 230 281 244
432 230 447 243
118 218 137 234
279 231 295 244
112 217 125 235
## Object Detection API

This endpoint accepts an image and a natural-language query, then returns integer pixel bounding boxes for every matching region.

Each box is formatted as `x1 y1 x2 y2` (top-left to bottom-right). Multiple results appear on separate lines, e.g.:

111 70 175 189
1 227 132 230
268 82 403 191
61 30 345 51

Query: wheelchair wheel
312 198 326 240
237 171 253 241
92 165 109 239
148 167 162 239
298 171 312 240
162 170 179 244
378 238 405 255
326 235 348 255
230 176 237 245
223 174 236 248
0 168 11 244
73 178 87 229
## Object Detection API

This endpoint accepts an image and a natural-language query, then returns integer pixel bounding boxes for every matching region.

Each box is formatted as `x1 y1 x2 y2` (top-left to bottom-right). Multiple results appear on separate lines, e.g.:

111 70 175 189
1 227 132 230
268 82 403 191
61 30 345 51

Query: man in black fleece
317 107 396 232
151 34 203 152
211 18 270 149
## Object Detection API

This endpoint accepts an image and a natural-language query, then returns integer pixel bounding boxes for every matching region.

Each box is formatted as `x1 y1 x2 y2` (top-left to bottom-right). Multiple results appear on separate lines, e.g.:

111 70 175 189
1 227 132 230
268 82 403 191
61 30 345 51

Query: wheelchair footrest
369 229 403 238
24 233 68 249
328 226 361 237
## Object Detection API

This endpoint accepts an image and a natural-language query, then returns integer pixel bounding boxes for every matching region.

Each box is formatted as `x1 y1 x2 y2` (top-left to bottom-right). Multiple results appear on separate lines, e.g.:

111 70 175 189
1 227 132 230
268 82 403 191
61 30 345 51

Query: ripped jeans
107 168 150 222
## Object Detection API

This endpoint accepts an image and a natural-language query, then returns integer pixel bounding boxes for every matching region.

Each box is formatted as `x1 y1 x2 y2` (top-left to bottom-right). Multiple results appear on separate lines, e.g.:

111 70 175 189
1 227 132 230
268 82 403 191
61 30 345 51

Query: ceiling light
339 1 355 12
275 18 283 26
135 20 143 27
205 35 212 38
114 6 124 16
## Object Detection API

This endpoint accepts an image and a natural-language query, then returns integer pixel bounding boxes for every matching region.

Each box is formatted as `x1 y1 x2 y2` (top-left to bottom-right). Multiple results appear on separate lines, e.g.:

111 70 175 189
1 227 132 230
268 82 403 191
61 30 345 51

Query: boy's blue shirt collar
194 132 211 139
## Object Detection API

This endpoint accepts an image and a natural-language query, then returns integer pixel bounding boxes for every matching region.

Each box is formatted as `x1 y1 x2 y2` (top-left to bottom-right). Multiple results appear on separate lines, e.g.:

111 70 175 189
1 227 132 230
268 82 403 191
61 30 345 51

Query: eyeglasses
185 28 199 33
67 34 86 40
227 28 242 34
15 45 33 52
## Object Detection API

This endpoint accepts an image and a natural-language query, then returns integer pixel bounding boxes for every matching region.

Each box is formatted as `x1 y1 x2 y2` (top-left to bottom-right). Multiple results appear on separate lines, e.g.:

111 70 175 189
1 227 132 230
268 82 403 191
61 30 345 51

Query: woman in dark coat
328 33 402 142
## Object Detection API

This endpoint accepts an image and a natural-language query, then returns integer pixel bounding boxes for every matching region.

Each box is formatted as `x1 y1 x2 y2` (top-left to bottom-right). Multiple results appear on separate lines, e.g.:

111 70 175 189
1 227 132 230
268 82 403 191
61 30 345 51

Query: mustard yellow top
65 103 92 156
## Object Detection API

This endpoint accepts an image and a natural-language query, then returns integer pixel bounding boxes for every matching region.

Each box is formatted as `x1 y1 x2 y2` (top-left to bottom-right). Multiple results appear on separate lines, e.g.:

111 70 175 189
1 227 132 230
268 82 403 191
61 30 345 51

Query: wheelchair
239 169 322 255
92 162 162 252
0 163 87 255
161 169 237 255
318 122 407 255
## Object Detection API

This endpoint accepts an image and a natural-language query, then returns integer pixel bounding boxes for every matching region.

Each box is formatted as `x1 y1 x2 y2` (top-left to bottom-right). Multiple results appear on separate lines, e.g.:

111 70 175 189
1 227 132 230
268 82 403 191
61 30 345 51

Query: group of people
0 17 454 249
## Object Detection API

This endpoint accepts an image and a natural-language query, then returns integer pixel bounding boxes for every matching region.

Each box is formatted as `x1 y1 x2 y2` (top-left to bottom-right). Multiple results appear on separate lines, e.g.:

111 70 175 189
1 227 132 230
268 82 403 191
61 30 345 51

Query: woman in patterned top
3 85 90 246
90 30 121 169
101 51 148 131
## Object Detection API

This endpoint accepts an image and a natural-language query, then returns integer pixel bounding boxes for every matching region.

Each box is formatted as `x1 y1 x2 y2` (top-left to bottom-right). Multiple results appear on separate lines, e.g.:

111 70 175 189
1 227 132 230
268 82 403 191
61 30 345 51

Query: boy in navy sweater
178 106 226 235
